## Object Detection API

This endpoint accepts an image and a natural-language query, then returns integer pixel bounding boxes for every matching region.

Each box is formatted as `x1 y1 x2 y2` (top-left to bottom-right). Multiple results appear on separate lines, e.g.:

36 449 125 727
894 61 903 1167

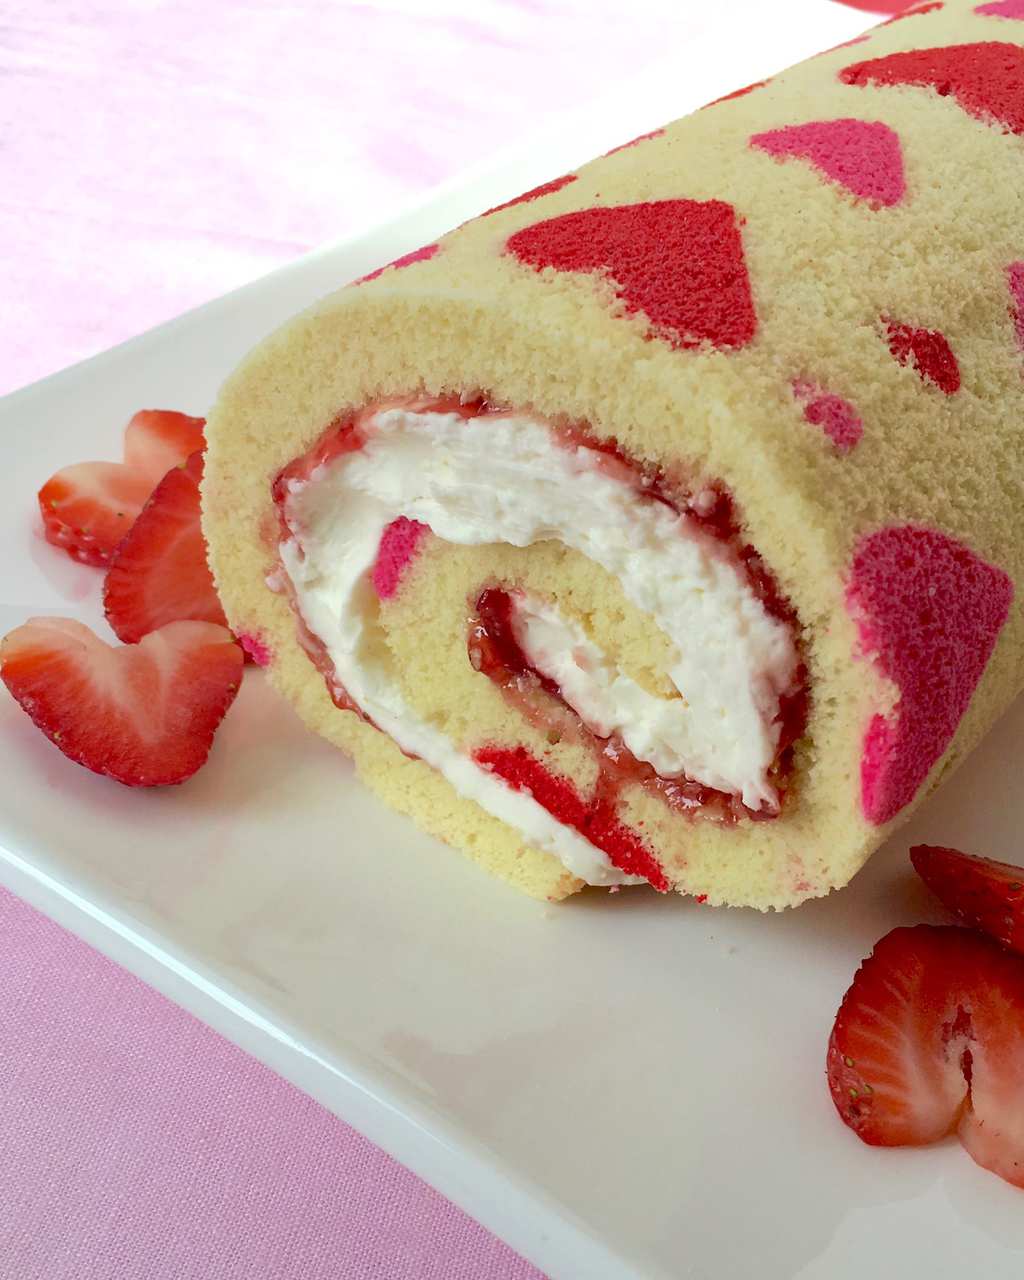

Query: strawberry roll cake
204 0 1024 908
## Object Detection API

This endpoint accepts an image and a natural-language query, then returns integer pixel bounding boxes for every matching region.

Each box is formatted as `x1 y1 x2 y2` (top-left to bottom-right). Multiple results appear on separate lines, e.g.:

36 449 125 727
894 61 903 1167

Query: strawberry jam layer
469 586 806 833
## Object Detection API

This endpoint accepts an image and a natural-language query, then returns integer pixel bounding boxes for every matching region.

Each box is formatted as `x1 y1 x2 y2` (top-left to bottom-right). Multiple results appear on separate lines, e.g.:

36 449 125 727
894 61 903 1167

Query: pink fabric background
0 1 885 1277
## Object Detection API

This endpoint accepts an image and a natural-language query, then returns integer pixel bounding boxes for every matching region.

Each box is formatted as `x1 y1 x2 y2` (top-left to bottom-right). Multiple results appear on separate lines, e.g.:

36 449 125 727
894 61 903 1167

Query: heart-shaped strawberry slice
1 617 242 786
103 451 227 643
506 199 757 352
38 409 205 566
828 924 1024 1191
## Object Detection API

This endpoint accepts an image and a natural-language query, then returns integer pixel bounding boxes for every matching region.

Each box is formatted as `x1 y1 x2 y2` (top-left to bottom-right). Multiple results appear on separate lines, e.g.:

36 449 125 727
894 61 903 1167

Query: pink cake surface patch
848 526 1013 825
356 243 439 285
885 320 961 394
506 199 757 351
976 0 1024 18
482 174 577 217
237 631 272 667
841 43 1024 137
372 516 430 600
605 128 665 156
474 743 670 890
750 119 905 208
1008 262 1024 355
792 382 863 452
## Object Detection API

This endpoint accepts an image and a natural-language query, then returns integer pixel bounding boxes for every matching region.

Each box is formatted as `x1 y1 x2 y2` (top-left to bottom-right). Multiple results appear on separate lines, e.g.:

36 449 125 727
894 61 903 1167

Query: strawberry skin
1 617 242 786
911 844 1024 956
103 451 226 644
38 409 206 567
828 925 1024 1189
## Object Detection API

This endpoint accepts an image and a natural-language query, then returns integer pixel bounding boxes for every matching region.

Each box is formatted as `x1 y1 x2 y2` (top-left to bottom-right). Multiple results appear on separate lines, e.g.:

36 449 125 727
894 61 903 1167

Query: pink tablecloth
0 2 887 1277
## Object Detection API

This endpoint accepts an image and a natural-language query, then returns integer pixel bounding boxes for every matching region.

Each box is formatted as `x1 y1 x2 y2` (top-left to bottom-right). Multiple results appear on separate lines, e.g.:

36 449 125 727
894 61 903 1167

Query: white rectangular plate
4 4 1024 1276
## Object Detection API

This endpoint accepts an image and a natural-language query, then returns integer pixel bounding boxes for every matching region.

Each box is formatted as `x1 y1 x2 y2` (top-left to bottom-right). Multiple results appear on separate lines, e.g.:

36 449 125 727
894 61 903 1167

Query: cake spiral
204 0 1023 907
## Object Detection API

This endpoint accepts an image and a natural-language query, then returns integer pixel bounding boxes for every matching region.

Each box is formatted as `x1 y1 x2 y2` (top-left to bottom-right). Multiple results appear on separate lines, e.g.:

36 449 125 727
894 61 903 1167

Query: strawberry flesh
39 463 159 566
828 924 1024 1189
122 409 205 478
911 844 1024 956
103 451 226 643
38 409 206 567
1 617 242 786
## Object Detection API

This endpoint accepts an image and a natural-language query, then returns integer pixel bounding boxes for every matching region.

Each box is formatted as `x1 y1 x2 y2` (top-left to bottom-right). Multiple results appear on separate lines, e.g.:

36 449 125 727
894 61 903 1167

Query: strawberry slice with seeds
39 464 160 566
38 409 206 567
103 450 226 643
911 845 1024 956
828 925 1024 1189
1 617 242 786
123 409 205 478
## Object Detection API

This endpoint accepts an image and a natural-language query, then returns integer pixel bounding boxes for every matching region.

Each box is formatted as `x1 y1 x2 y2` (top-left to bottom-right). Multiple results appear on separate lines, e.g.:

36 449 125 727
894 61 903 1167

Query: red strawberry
103 450 226 643
38 464 160 567
38 409 205 567
828 925 1024 1189
1 617 242 786
911 844 1024 956
123 409 205 478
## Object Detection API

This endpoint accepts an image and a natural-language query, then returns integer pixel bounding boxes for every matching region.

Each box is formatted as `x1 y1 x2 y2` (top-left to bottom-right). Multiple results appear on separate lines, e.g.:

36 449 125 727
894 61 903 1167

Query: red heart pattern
841 43 1024 137
885 321 961 394
506 200 757 351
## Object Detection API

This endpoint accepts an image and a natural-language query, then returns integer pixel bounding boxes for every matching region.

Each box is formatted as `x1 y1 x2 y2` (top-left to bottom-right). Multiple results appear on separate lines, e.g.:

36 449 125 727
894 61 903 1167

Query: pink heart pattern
751 119 905 207
848 527 1013 824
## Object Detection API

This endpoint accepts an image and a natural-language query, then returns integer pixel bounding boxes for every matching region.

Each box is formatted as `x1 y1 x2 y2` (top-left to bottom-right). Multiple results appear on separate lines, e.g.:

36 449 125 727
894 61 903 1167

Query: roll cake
203 0 1024 909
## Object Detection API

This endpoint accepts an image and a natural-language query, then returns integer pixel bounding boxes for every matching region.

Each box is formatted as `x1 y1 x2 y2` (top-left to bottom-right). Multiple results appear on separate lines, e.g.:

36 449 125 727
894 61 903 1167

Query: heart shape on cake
976 0 1024 19
847 526 1013 825
751 119 905 207
841 43 1024 137
506 199 757 351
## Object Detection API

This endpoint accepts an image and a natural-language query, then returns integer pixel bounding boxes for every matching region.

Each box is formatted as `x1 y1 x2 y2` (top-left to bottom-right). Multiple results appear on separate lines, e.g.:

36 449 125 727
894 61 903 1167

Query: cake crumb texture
204 0 1024 909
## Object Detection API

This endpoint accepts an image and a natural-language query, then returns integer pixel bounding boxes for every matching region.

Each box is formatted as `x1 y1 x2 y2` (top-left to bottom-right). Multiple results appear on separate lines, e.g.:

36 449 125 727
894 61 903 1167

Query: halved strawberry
122 409 205 478
38 409 206 567
1 617 242 786
39 464 160 566
911 845 1024 956
828 925 1024 1189
103 451 226 643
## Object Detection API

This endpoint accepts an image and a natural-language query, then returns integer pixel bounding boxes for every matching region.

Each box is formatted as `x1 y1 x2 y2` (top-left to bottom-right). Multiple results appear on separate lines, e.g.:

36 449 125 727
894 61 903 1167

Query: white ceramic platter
3 3 1024 1276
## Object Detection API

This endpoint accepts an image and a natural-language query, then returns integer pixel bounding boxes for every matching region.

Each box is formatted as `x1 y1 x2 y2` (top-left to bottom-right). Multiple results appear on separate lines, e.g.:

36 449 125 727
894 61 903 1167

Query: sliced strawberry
39 463 159 566
911 844 1024 956
38 409 206 567
103 451 226 643
122 409 206 479
828 925 1024 1189
1 617 242 786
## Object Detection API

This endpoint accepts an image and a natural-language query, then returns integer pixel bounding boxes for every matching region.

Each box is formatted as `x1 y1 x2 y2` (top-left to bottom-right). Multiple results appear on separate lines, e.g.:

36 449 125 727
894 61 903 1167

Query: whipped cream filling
278 407 799 886
512 593 731 781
